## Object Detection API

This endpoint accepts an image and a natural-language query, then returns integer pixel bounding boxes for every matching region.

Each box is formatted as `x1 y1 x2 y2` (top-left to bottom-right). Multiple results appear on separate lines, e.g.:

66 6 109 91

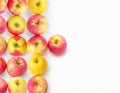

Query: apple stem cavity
15 80 20 86
35 59 38 63
54 39 59 44
34 82 38 85
14 43 19 48
35 42 39 46
14 23 19 28
36 2 41 7
35 21 40 25
15 4 20 8
16 61 21 65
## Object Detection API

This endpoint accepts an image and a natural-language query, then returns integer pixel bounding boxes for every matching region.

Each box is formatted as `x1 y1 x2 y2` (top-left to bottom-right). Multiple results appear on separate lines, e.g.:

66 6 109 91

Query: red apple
28 76 48 93
8 36 27 56
48 35 67 56
0 0 7 14
27 35 47 55
0 36 7 55
0 78 7 93
7 57 27 77
27 14 48 35
7 16 27 35
7 0 27 15
0 57 6 74
0 16 6 34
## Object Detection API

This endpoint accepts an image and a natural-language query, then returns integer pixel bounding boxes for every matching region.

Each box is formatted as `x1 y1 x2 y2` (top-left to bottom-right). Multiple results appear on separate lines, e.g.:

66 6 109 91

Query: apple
7 0 27 15
0 57 6 75
27 14 48 35
0 0 7 14
28 54 48 75
8 77 27 93
0 78 7 93
28 0 48 14
7 57 27 77
7 16 26 35
0 36 7 55
48 34 67 56
27 35 47 55
28 76 48 93
8 36 27 56
0 16 6 34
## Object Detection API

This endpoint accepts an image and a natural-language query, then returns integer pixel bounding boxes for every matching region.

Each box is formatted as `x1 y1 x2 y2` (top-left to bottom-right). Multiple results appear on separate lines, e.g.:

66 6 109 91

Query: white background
1 0 120 93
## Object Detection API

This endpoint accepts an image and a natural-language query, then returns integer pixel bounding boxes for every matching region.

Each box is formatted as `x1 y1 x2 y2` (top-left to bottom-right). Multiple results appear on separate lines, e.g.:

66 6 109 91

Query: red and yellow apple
7 57 27 77
27 14 48 35
0 57 6 75
28 76 48 93
28 54 48 75
7 0 27 15
0 36 7 55
28 0 48 14
48 35 67 56
27 35 47 55
8 77 27 93
8 36 27 56
7 16 26 35
0 16 6 34
0 0 6 14
0 78 7 93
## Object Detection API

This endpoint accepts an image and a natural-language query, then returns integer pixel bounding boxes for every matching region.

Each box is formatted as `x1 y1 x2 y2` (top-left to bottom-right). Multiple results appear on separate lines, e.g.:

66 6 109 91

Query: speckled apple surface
1 0 69 93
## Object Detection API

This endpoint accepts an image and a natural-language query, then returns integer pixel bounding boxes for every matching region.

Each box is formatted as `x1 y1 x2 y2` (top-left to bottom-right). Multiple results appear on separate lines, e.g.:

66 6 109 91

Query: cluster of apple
0 0 67 93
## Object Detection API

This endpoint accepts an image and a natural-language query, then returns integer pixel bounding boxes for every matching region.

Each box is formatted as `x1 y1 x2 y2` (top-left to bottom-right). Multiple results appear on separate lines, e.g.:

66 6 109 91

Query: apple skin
0 16 6 34
7 57 27 77
48 35 67 56
28 0 48 14
27 14 48 35
0 78 8 93
28 54 48 75
7 0 27 15
28 76 48 93
0 36 7 55
27 35 47 55
0 57 6 75
7 16 26 35
8 36 27 56
8 77 27 93
0 0 7 14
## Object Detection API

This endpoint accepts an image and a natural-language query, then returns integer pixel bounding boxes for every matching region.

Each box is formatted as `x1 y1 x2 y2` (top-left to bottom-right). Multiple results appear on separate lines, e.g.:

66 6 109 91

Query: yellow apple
28 54 48 75
8 77 27 93
28 0 48 14
8 36 27 56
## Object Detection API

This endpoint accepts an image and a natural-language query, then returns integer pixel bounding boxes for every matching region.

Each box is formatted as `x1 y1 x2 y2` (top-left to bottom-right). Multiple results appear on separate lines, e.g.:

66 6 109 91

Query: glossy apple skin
0 57 6 75
27 35 47 55
28 0 48 14
48 35 67 56
28 54 48 75
0 36 7 55
0 0 7 14
0 16 6 34
28 76 48 93
7 57 27 77
0 78 8 93
8 77 27 93
7 16 26 35
8 36 27 56
7 0 27 15
27 14 48 35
